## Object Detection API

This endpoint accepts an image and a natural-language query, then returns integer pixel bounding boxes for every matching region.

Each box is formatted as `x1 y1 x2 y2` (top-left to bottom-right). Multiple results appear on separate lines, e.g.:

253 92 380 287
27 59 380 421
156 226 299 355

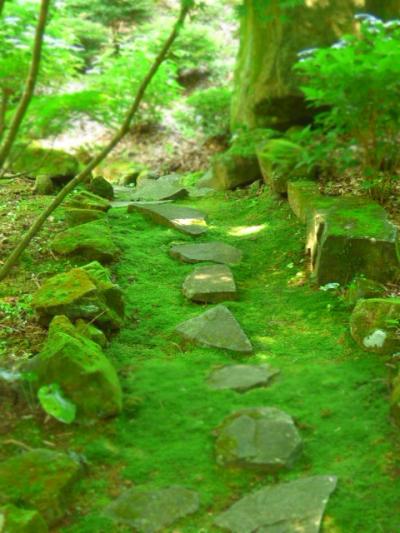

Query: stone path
111 189 338 531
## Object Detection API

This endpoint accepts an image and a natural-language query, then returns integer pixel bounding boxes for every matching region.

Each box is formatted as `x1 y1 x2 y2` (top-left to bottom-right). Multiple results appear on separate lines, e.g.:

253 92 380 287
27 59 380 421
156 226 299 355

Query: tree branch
0 2 192 282
0 0 52 172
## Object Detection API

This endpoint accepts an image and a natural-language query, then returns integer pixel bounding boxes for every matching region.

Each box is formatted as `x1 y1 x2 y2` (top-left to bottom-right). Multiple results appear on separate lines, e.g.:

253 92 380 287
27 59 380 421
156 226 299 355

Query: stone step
214 475 338 533
170 241 242 265
207 364 280 392
175 304 252 353
182 264 237 303
214 407 302 472
128 202 208 236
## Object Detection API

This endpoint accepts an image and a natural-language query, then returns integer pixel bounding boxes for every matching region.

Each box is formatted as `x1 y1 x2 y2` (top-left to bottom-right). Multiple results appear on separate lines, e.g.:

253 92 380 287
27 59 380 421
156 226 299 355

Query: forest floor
1 183 400 531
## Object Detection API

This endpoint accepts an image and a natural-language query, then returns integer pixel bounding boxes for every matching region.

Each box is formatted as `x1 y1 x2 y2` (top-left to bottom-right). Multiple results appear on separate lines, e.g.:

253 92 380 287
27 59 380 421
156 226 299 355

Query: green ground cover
4 189 399 531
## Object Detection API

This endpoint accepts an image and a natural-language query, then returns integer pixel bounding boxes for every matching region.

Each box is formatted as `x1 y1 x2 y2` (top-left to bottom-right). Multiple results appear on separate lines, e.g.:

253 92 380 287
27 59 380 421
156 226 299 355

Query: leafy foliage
67 0 153 28
295 15 400 198
177 86 232 138
38 383 77 424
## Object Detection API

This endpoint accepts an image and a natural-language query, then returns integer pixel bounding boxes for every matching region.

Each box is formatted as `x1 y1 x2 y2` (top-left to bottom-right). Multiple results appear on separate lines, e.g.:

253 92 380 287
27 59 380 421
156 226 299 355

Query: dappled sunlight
228 224 268 237
172 217 207 228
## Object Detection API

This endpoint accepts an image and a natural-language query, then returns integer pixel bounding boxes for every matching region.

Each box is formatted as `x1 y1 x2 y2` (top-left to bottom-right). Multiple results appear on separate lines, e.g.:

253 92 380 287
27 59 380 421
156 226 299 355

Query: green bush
295 15 400 197
179 87 232 139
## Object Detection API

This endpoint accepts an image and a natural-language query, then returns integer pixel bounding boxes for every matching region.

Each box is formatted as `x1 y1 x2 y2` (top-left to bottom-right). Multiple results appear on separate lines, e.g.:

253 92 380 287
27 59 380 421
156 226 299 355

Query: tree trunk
0 0 6 17
0 0 51 172
0 2 191 282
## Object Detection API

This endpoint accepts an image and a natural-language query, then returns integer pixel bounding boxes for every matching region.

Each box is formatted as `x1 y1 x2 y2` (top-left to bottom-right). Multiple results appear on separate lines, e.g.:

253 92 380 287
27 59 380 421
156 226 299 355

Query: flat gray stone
208 364 280 392
133 175 188 201
105 486 199 533
183 265 237 303
175 305 252 353
215 407 302 472
128 202 208 236
170 242 243 265
214 475 338 533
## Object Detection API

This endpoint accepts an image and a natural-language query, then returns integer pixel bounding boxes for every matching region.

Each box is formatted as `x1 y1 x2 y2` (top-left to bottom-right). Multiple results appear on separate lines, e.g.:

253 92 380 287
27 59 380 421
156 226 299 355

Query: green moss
10 145 79 179
0 504 48 533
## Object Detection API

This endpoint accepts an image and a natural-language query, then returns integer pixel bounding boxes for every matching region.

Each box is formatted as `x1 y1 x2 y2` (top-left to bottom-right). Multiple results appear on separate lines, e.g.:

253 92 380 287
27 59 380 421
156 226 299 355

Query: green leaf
38 384 76 424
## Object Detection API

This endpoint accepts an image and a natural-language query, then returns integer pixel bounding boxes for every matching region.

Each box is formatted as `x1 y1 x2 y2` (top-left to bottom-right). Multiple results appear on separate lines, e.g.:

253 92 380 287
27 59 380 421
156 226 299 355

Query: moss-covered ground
2 187 400 531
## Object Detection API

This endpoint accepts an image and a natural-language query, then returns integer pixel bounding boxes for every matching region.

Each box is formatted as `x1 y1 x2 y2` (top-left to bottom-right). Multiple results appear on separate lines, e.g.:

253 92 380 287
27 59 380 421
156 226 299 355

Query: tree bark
0 2 191 282
0 0 51 172
0 0 5 17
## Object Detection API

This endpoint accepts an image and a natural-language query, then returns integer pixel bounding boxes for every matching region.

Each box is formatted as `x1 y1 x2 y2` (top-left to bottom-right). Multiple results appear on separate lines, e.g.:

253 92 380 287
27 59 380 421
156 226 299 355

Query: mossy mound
10 145 79 183
31 316 122 419
65 207 106 227
350 298 400 354
65 191 111 212
51 220 119 264
88 176 114 200
209 152 262 190
31 262 124 330
0 449 81 526
0 504 48 533
75 318 107 347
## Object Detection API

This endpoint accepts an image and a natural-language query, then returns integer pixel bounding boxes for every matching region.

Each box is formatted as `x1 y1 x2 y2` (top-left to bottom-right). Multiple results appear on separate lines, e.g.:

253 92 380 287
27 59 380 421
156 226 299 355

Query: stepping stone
214 475 338 533
183 265 237 303
133 175 188 201
215 407 302 472
207 364 280 392
170 241 242 265
128 202 207 236
105 486 199 532
175 305 252 353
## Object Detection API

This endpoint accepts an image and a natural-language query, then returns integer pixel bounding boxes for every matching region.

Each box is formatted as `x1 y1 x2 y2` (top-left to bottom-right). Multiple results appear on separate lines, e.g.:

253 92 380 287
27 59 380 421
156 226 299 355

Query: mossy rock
287 180 320 223
10 146 79 184
75 318 107 347
51 220 119 264
350 298 400 354
31 317 122 419
88 176 114 200
33 175 55 196
65 208 106 227
0 504 48 533
0 449 81 526
65 191 111 212
344 278 386 307
390 373 400 424
209 152 262 190
31 263 124 331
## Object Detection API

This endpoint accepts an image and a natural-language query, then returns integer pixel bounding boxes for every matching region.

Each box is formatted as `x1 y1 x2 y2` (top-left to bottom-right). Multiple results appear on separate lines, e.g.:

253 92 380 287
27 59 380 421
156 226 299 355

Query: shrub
295 15 400 197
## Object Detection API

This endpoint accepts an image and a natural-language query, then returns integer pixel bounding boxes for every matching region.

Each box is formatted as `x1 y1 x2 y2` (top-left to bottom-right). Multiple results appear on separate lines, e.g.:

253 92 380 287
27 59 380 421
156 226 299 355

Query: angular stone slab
214 475 337 533
215 407 302 472
128 202 207 235
133 175 188 201
350 298 400 354
183 264 237 303
105 486 199 532
51 220 119 263
175 305 252 353
288 181 400 285
208 364 280 392
170 241 242 265
0 449 81 526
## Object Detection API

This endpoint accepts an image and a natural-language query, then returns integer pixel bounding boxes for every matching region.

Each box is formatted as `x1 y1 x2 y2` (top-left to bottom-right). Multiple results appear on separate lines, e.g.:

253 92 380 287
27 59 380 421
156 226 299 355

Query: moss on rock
0 449 81 526
10 146 79 183
65 191 111 212
0 504 48 533
51 220 119 264
350 298 400 354
32 264 124 331
65 208 106 227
